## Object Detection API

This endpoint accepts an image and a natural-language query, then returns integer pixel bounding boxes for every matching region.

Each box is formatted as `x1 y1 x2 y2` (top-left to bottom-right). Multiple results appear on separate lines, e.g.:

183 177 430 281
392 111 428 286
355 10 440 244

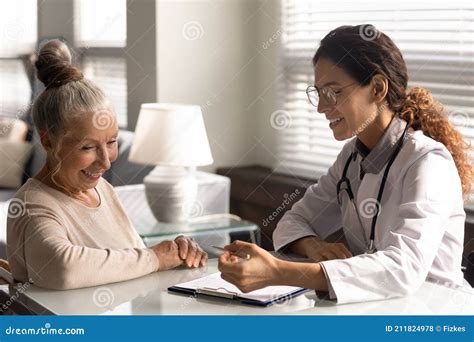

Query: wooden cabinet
217 165 315 250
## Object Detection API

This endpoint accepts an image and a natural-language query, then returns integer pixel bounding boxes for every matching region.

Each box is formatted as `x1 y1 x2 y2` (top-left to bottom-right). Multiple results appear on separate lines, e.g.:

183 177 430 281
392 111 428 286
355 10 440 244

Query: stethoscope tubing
336 122 409 254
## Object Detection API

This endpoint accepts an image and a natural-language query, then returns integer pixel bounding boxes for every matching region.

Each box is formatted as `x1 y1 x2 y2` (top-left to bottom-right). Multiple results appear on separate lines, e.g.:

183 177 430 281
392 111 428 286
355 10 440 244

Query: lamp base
144 166 197 223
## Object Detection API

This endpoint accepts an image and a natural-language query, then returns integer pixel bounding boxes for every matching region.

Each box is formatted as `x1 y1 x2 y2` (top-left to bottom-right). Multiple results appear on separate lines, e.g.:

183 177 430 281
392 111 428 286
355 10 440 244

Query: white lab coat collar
355 115 408 175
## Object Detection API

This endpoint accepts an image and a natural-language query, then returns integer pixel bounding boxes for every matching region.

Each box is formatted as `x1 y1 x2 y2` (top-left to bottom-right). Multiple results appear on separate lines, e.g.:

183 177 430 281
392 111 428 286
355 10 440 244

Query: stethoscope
336 122 409 254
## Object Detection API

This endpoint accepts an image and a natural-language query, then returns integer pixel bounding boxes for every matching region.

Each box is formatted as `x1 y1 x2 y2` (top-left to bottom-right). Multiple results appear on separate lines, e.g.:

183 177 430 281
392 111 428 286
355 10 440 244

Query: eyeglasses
306 82 358 107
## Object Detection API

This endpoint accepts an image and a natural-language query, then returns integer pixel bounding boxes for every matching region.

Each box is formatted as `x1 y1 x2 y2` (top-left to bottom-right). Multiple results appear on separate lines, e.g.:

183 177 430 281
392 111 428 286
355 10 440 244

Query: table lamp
128 103 214 223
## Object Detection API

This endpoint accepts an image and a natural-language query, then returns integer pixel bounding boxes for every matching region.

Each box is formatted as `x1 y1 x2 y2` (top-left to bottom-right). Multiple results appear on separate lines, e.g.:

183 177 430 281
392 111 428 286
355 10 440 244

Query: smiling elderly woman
6 40 207 290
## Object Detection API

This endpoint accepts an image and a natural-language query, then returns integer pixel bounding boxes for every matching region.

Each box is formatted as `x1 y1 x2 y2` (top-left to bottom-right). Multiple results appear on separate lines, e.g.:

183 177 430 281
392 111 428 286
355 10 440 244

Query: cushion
0 117 28 142
0 140 33 188
27 129 47 178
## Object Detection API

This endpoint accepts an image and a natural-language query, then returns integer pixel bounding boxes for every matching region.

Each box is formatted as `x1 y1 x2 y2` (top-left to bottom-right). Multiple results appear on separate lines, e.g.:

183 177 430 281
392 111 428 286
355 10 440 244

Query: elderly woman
7 40 207 290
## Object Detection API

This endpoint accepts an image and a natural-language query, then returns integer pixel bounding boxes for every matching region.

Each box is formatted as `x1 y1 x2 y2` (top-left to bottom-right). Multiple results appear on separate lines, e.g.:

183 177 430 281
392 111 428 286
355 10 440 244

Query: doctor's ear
371 74 389 104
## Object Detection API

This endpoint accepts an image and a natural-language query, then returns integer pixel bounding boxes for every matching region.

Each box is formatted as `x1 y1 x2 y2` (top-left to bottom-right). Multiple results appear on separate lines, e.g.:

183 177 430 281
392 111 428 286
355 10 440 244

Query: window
74 0 126 48
277 0 474 180
74 0 128 127
82 56 127 126
0 0 37 118
0 61 32 118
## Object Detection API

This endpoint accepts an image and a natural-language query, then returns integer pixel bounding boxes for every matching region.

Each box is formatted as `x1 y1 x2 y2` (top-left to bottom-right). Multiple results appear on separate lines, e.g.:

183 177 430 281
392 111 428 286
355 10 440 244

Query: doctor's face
313 58 378 141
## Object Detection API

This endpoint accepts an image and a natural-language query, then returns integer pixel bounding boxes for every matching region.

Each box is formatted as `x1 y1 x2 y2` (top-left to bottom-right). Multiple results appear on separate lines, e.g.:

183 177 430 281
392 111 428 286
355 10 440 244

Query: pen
211 246 251 260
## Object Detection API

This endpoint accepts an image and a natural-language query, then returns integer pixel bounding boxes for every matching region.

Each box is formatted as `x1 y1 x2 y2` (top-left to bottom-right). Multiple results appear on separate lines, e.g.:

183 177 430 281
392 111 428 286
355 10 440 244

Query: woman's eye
82 146 95 151
107 140 117 145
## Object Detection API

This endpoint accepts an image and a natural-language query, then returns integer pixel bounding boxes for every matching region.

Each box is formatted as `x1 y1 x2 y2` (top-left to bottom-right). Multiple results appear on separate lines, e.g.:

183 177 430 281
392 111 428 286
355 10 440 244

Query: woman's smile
80 169 104 181
328 116 345 130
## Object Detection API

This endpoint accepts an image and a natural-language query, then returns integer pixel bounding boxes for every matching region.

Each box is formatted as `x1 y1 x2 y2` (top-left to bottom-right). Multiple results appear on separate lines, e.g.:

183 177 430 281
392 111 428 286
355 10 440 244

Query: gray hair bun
35 39 84 89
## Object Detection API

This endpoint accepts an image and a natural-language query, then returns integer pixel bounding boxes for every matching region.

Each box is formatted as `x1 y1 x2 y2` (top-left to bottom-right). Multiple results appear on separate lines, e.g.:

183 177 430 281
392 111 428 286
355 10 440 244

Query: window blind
0 60 32 118
0 0 36 118
276 0 474 180
74 0 128 128
82 56 128 128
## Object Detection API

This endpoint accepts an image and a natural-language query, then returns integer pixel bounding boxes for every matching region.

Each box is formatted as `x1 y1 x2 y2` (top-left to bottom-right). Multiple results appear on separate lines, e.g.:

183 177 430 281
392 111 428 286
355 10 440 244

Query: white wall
156 0 265 172
37 0 74 43
39 0 282 172
155 0 283 172
126 0 159 131
251 0 281 169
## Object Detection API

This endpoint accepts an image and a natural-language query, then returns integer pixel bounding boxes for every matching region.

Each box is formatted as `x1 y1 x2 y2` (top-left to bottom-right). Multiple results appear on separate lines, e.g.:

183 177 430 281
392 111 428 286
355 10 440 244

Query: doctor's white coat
273 118 468 304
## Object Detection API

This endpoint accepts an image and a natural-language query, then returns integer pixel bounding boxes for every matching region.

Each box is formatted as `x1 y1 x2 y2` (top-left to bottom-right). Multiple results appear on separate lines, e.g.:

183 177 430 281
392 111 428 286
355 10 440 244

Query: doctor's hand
292 236 352 262
218 240 281 293
174 235 208 268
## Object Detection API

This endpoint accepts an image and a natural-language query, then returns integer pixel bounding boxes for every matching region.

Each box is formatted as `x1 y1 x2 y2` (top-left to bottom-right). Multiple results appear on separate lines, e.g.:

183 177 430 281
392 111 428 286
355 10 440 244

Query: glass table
115 184 260 253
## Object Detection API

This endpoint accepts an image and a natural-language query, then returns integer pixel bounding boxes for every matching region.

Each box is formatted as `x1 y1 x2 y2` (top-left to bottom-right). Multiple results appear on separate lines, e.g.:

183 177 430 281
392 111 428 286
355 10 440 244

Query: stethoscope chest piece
363 239 377 254
363 247 377 254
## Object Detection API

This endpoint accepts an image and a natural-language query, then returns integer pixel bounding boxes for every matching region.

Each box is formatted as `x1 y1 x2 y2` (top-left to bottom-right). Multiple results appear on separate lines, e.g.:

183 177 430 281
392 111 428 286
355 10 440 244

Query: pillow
28 129 47 177
0 117 28 142
0 140 33 188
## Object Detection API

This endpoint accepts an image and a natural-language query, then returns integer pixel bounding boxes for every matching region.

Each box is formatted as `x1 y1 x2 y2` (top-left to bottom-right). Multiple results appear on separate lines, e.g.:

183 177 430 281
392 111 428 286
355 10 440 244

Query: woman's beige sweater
7 177 159 290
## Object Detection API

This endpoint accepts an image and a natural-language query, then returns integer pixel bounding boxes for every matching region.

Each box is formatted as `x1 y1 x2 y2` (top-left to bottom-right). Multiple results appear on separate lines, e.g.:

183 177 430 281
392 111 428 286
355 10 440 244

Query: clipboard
168 272 310 307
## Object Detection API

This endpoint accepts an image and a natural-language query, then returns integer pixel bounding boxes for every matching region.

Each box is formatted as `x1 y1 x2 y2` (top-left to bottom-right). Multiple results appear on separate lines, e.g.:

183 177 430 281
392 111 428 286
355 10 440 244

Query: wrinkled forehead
62 110 118 143
313 57 352 87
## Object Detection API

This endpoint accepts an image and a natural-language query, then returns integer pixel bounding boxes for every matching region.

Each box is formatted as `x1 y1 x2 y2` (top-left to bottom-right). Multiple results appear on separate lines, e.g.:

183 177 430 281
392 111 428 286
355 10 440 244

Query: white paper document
173 272 306 303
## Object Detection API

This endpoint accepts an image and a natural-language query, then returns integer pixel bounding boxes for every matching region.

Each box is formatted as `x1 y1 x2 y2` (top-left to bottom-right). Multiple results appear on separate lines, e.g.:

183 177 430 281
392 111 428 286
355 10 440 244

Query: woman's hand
218 240 281 293
292 236 352 262
151 236 208 271
150 240 183 271
174 236 208 268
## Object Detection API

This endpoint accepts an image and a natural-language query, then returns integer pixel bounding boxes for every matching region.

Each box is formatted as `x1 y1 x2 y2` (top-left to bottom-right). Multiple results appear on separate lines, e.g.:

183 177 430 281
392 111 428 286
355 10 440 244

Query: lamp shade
129 103 213 166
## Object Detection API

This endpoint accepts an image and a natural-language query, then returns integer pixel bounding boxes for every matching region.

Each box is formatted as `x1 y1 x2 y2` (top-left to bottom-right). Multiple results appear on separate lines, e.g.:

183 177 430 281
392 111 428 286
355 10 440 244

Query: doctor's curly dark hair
312 24 472 197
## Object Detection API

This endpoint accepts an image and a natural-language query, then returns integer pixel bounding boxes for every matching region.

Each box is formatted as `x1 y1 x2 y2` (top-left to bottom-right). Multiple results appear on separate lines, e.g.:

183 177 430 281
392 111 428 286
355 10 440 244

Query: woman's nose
96 147 111 170
317 97 331 114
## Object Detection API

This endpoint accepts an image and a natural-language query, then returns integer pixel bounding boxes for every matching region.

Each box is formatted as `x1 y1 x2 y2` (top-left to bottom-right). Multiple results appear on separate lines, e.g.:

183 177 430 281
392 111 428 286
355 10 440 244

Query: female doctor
218 24 472 304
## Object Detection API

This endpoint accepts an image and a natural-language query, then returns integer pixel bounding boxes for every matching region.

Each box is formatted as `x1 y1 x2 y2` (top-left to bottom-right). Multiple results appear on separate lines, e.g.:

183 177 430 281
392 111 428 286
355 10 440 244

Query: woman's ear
371 74 389 104
39 130 53 151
